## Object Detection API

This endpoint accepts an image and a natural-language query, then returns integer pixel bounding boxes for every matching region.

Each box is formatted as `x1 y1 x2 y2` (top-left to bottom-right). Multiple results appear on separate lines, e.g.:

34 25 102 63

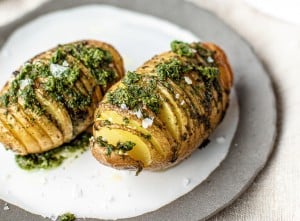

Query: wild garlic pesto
15 132 91 170
107 71 161 114
107 40 220 117
171 40 196 57
96 136 136 155
52 42 117 88
0 42 116 115
57 213 76 221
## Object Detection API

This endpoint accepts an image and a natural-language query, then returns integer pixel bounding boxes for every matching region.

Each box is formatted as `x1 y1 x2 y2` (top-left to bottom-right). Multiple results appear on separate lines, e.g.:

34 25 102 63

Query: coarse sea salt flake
182 178 190 187
3 203 9 211
184 76 192 84
47 215 58 221
216 136 226 144
134 109 143 119
142 117 153 128
175 94 180 99
19 79 32 89
120 103 128 110
62 60 69 67
207 56 214 63
50 63 68 78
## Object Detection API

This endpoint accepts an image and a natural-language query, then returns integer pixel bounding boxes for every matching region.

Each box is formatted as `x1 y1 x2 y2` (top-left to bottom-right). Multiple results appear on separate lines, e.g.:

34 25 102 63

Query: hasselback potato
91 41 233 171
0 40 124 155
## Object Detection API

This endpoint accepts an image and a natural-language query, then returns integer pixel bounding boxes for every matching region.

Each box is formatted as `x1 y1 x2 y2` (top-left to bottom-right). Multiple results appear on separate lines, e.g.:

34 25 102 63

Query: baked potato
91 41 233 171
0 40 124 155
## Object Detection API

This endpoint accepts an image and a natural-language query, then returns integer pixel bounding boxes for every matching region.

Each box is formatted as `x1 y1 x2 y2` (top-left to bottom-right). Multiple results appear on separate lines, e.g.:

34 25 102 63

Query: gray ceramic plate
0 0 277 220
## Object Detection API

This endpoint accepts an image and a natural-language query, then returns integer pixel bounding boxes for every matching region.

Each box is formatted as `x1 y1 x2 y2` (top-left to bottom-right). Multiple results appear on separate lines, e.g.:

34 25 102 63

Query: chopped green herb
107 72 161 114
123 117 130 124
123 71 141 85
117 141 135 152
57 212 76 221
156 58 192 81
171 40 195 57
195 43 215 57
96 136 136 155
141 134 152 140
61 43 116 87
106 41 219 117
15 132 91 170
103 120 112 126
195 66 219 80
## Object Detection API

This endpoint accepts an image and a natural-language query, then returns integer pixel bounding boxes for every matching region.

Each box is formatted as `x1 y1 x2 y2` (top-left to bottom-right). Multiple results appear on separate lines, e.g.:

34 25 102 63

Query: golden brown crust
0 40 124 155
91 42 233 171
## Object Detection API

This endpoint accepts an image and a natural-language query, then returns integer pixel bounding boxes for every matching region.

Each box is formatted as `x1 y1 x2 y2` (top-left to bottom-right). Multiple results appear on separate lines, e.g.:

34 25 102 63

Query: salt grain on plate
142 117 153 128
184 76 192 84
180 100 185 106
4 173 11 180
72 185 83 198
182 178 190 187
47 215 58 221
40 177 48 185
3 203 9 211
175 93 180 99
216 136 226 144
107 195 115 203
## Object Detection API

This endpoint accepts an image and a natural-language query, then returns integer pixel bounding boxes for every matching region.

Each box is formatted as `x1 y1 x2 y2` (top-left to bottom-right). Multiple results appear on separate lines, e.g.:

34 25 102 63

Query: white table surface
0 0 300 220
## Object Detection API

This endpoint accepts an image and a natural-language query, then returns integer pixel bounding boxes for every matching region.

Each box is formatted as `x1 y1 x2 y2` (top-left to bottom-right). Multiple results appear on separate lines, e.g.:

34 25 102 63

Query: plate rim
0 0 277 221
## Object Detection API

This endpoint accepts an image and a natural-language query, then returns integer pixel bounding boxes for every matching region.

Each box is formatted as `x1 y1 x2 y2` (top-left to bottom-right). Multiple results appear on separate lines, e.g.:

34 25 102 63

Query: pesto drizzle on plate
57 212 76 221
15 132 91 170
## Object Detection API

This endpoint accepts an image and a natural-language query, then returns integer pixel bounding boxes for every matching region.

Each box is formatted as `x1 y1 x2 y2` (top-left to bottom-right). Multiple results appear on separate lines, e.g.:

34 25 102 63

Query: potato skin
91 42 233 171
0 40 124 155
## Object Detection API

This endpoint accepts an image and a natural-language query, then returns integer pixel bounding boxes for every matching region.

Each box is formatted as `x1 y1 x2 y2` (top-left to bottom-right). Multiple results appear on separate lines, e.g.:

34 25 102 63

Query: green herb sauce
156 58 192 81
55 43 117 87
141 133 152 140
123 117 130 125
171 40 196 57
57 213 76 221
96 136 135 155
15 132 91 170
107 40 220 120
107 72 161 114
0 42 115 115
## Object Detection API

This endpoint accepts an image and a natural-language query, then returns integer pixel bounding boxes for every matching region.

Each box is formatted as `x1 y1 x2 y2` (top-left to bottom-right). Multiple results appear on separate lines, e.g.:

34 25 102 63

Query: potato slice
92 41 233 171
157 84 190 141
35 88 73 142
0 112 27 154
0 108 41 154
20 107 63 151
158 96 180 141
93 126 152 167
12 105 53 152
95 104 175 161
0 40 124 155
